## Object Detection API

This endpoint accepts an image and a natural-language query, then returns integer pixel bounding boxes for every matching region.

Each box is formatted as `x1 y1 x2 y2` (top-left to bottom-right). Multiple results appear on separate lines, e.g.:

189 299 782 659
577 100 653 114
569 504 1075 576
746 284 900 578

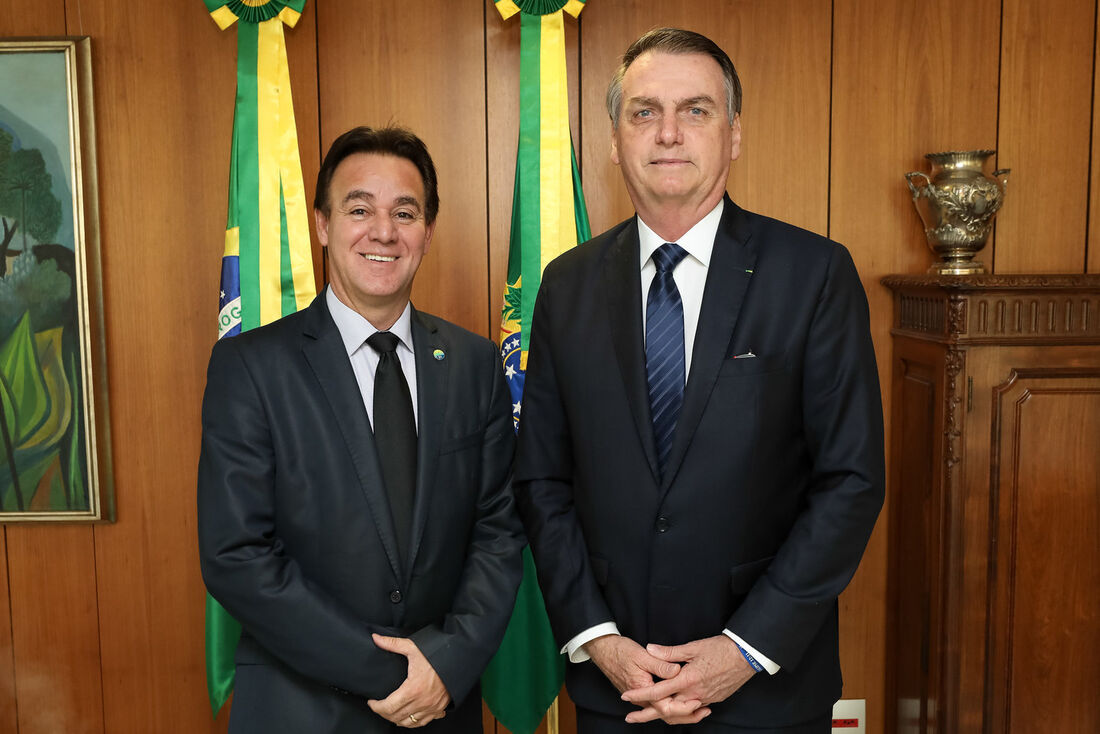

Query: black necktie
646 242 689 481
366 331 417 560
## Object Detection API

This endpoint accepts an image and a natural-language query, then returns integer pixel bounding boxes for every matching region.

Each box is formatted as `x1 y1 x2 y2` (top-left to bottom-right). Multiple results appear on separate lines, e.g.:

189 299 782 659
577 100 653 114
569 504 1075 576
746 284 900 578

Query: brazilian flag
202 0 317 715
483 2 591 733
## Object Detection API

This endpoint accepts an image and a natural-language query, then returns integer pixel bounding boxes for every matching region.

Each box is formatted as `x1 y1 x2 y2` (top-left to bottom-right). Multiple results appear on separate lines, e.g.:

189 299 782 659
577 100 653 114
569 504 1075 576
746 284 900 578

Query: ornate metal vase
905 150 1009 275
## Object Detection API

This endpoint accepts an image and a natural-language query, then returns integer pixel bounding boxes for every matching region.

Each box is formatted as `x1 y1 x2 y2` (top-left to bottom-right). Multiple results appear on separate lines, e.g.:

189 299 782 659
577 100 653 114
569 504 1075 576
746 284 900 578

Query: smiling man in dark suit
198 126 523 733
515 28 885 733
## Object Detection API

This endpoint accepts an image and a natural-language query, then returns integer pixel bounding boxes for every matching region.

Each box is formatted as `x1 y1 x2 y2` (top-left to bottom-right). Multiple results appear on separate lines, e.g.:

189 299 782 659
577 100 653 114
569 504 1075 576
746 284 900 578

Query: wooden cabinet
882 275 1100 734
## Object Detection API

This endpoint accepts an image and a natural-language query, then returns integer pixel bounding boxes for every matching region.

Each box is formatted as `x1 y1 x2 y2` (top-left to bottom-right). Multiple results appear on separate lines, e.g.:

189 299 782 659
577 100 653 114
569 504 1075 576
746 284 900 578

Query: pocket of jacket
718 355 787 378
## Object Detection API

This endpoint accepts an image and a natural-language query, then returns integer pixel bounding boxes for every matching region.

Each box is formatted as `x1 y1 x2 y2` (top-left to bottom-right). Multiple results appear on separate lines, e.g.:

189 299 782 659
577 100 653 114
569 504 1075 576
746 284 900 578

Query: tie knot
652 242 688 273
367 331 401 355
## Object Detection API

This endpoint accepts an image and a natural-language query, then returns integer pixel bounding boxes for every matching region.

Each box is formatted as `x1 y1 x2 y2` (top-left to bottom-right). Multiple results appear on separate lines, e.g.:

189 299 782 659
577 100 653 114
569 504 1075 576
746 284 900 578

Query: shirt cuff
562 622 621 663
724 630 780 675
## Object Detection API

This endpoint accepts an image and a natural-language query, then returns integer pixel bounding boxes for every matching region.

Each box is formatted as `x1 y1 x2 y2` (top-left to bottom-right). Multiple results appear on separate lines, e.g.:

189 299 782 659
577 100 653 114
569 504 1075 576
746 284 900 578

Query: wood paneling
316 0 490 337
0 0 66 36
61 0 269 730
995 0 1094 273
0 532 16 733
7 526 103 734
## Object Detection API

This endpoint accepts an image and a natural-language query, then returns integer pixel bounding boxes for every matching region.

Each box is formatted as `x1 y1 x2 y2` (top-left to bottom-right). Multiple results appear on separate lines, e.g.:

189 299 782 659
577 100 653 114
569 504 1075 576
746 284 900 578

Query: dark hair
313 125 440 224
606 27 742 127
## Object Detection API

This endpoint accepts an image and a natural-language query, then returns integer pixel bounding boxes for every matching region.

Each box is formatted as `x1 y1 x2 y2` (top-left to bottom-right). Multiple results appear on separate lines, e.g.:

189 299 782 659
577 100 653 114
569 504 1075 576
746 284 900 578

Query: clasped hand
585 634 756 725
366 633 450 728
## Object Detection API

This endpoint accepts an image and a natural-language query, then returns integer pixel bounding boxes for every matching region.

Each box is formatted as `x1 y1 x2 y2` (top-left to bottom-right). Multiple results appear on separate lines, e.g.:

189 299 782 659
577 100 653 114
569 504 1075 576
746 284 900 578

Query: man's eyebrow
626 94 718 108
341 189 374 205
678 95 718 108
393 195 423 210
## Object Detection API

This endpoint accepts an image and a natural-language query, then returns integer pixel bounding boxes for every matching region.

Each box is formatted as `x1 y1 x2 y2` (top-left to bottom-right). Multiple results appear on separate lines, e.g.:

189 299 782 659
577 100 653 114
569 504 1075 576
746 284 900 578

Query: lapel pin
433 348 445 361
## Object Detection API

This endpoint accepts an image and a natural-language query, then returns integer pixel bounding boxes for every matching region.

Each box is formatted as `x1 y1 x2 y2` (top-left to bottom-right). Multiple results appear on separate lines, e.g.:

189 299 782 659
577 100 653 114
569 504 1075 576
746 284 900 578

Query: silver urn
905 150 1010 275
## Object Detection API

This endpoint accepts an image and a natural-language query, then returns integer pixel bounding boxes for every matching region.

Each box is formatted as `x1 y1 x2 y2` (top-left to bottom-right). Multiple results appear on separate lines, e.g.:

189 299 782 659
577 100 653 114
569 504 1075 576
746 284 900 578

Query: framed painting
0 37 113 522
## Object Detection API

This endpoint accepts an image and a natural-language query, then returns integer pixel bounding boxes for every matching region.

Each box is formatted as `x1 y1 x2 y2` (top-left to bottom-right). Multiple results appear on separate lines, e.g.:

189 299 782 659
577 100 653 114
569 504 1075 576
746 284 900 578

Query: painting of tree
0 38 111 521
0 128 64 274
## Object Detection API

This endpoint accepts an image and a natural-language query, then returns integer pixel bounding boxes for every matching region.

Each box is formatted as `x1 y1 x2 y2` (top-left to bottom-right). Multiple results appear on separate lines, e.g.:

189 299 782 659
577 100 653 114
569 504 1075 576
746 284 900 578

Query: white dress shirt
326 286 419 432
562 200 780 675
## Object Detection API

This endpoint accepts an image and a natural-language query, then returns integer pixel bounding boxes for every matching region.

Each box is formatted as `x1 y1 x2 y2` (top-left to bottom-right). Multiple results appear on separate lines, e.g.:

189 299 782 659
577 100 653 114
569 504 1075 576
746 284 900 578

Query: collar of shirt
637 199 724 375
637 198 724 272
325 286 419 431
326 286 414 358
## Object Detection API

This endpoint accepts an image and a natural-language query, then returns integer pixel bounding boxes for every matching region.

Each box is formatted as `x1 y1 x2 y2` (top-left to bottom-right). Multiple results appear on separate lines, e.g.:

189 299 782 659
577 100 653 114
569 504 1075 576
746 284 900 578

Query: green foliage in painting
0 252 84 513
0 250 71 342
0 130 63 270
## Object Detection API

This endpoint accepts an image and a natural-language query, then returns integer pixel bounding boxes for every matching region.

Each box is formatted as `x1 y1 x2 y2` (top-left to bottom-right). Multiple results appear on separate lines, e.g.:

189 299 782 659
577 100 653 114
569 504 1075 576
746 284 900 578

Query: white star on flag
512 401 522 415
505 364 517 379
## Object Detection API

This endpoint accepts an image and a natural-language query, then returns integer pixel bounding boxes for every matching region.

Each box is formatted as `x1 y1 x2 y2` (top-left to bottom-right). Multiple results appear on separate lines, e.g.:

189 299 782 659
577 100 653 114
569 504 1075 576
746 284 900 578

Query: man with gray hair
515 28 884 732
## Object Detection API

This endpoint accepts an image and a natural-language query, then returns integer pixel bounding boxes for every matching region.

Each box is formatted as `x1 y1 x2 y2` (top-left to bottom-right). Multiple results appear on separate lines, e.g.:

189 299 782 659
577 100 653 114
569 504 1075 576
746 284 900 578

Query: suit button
389 590 403 603
655 516 670 533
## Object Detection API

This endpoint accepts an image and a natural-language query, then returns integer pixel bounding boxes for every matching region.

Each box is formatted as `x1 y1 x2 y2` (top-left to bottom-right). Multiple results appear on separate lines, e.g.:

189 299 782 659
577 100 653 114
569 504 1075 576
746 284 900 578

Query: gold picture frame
0 37 113 522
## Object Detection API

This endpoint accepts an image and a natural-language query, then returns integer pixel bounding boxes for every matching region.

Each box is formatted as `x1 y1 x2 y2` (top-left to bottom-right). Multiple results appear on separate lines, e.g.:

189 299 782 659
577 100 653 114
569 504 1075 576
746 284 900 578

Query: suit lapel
405 308 445 583
662 197 757 495
601 220 661 484
299 295 403 581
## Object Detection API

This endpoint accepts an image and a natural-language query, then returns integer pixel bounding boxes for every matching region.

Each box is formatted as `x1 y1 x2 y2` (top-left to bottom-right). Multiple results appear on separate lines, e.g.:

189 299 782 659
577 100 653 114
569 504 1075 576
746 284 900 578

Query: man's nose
370 214 397 243
656 115 681 145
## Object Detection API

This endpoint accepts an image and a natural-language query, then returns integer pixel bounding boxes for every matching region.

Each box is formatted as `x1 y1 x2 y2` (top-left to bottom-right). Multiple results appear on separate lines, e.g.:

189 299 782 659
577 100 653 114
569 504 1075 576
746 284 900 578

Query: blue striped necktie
646 242 688 481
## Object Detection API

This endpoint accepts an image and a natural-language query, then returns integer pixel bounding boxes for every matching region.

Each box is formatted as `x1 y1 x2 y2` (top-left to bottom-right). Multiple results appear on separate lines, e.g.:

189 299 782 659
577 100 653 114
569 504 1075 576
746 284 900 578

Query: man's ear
730 114 742 163
314 208 329 247
610 130 621 166
423 220 436 255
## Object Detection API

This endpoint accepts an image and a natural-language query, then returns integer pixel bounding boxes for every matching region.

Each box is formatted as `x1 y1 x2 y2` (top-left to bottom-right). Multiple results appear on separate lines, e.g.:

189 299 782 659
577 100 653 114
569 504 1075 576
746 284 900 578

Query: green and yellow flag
202 0 316 715
483 2 591 733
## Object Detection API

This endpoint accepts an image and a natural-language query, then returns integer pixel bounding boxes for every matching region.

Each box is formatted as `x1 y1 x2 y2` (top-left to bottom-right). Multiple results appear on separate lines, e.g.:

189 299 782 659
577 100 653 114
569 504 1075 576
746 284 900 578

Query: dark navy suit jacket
515 196 885 727
198 294 523 733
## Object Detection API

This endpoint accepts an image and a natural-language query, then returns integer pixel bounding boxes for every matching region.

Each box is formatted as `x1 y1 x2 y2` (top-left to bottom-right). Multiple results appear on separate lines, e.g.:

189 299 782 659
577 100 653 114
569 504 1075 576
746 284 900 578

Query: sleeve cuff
725 630 781 675
562 622 620 663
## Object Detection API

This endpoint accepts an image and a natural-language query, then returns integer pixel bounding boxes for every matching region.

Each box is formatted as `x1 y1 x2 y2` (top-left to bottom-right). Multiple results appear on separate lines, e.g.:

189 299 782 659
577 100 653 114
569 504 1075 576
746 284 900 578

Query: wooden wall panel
830 1 1001 730
995 0 1094 273
7 527 103 734
721 1 831 235
315 0 490 338
0 533 13 732
0 0 66 36
66 0 258 730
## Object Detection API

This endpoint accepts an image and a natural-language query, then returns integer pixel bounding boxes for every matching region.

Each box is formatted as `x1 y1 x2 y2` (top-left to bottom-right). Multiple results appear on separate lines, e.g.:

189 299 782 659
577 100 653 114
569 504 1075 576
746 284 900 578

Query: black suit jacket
515 197 885 727
198 293 524 733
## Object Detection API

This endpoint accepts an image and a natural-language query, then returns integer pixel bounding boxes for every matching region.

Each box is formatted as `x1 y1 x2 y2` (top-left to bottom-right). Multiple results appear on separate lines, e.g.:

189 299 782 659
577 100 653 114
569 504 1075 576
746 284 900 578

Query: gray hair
606 27 742 128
